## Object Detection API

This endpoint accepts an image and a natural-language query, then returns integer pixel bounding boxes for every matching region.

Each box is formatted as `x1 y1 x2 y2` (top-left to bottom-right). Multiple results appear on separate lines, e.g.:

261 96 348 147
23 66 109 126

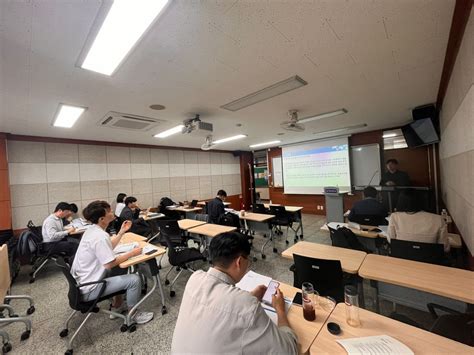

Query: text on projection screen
282 137 351 194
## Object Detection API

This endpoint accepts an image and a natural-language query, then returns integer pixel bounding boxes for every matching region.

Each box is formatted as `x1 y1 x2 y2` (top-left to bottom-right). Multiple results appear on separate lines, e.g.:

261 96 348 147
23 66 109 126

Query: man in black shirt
207 190 227 224
380 159 410 186
348 186 388 225
120 196 151 237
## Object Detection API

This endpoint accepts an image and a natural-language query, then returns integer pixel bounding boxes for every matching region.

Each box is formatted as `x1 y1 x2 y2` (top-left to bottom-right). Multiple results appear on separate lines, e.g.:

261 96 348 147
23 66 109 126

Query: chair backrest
190 200 198 207
269 205 289 223
349 214 388 226
156 220 183 247
55 257 83 310
253 203 268 214
27 220 43 241
194 213 209 223
431 313 474 346
293 254 345 302
217 213 240 228
0 245 11 301
16 230 42 258
327 225 369 253
390 239 445 265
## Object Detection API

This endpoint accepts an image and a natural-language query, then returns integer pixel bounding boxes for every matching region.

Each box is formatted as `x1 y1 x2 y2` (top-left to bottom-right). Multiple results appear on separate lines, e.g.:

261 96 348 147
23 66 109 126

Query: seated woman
71 200 154 324
388 190 449 251
114 193 127 217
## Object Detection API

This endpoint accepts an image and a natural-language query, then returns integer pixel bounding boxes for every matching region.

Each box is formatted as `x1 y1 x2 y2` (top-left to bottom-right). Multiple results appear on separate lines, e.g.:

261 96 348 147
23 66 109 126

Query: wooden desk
278 282 333 354
119 241 166 269
178 219 207 231
310 303 472 354
320 223 380 239
121 232 147 243
140 212 165 221
240 212 274 222
359 254 474 304
282 242 367 274
264 204 303 213
173 206 202 213
187 224 236 237
197 201 231 206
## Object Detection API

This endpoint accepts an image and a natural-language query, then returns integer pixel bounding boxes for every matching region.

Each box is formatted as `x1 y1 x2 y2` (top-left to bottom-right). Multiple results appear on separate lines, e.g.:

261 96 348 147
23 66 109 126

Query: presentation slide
282 137 351 194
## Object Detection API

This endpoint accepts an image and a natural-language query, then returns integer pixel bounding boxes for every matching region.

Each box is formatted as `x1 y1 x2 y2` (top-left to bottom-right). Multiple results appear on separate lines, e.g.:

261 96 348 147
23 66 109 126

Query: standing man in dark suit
380 159 411 211
348 186 388 225
207 190 227 224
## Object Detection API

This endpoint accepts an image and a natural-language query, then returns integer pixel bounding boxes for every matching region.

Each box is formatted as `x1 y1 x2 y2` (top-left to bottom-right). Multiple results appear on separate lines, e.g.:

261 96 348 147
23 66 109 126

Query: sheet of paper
377 225 389 237
262 297 292 324
336 335 414 355
327 222 349 230
142 245 158 254
114 242 138 254
235 271 272 292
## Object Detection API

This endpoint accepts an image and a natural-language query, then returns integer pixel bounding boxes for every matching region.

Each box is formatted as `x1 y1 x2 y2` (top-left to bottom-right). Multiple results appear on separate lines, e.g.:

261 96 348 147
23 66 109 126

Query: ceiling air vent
98 111 166 131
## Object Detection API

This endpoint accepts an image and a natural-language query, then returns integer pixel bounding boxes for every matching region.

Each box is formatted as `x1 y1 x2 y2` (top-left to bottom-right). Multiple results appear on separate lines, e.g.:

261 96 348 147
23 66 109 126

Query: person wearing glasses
171 232 297 354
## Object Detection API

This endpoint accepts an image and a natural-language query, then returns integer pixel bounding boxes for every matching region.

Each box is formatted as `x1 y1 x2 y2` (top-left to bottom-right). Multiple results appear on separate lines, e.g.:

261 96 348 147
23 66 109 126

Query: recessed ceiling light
249 140 281 148
53 104 87 128
299 109 348 124
149 104 166 110
154 125 184 138
81 0 169 75
221 75 307 111
313 123 367 136
382 133 397 138
213 134 247 144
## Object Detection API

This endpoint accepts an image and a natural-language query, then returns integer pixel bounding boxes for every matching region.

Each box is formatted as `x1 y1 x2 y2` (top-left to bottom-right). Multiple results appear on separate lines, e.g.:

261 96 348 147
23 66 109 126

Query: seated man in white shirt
388 190 449 251
41 202 79 260
71 200 154 325
171 232 298 354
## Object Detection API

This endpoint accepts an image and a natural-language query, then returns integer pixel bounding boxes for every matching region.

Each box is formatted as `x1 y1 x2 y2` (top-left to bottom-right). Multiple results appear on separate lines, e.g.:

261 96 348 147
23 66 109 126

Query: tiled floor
3 214 435 354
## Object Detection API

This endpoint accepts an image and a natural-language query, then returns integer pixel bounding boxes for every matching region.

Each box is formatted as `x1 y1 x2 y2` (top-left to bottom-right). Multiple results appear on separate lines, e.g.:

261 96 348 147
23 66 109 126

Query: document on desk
236 271 272 291
336 335 413 355
114 242 138 254
262 298 292 324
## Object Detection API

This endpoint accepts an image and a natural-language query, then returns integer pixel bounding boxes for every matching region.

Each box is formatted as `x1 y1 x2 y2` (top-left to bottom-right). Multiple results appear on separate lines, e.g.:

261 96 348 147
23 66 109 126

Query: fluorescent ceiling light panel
221 76 307 111
154 125 184 138
299 109 348 124
382 133 397 138
81 0 169 75
249 140 281 148
214 134 247 144
313 123 367 136
53 104 87 128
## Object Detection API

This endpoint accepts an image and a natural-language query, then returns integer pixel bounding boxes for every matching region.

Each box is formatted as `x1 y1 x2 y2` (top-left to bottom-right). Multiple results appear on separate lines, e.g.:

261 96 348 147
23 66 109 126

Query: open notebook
236 271 292 324
337 335 414 355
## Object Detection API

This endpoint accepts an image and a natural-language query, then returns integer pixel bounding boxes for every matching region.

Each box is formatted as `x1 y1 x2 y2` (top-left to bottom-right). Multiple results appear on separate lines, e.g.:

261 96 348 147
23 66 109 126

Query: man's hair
386 158 398 165
83 200 111 224
69 203 78 214
396 189 422 214
124 196 137 206
363 186 377 198
217 190 227 198
54 202 71 212
210 232 250 268
116 193 127 203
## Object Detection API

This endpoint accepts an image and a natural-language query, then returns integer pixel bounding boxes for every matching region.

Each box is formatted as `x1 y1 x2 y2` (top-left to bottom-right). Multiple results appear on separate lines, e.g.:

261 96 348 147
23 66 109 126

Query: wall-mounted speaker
412 104 437 121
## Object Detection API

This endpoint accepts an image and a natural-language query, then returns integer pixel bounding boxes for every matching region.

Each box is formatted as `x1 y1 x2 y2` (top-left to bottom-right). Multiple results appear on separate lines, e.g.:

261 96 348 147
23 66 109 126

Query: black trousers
43 238 79 260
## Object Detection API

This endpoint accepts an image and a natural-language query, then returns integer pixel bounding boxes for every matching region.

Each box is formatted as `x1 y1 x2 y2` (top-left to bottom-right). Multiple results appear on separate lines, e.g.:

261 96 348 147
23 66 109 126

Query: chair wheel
261 254 266 259
129 324 137 333
273 248 278 253
59 329 69 338
29 272 34 276
65 349 73 355
170 291 176 297
263 234 267 238
164 280 170 285
285 240 289 244
300 235 303 239
2 342 12 353
20 330 30 341
27 306 35 315
120 324 128 332
252 257 257 262
29 278 35 284
294 239 298 244
10 314 18 318
162 306 167 315
141 288 147 295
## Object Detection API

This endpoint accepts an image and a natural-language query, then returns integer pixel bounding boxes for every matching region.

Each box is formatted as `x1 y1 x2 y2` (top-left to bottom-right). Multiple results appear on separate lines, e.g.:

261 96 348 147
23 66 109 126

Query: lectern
323 187 347 223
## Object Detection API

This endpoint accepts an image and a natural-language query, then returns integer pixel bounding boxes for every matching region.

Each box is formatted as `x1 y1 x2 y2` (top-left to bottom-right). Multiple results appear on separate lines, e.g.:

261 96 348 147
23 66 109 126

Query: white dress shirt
42 214 68 242
388 211 449 251
171 268 298 354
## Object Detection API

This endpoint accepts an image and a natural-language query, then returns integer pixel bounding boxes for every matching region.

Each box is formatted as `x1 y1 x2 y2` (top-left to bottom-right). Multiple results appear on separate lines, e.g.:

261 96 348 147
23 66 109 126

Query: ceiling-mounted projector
182 114 213 136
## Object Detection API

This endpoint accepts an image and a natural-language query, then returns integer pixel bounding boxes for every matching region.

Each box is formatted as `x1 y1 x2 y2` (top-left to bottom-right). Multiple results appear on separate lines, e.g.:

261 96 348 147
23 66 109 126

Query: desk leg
261 225 274 259
298 211 303 239
357 278 365 309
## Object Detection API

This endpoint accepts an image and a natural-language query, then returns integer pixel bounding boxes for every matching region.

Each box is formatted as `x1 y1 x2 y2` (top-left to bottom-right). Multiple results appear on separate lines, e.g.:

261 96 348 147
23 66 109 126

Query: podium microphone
367 170 379 186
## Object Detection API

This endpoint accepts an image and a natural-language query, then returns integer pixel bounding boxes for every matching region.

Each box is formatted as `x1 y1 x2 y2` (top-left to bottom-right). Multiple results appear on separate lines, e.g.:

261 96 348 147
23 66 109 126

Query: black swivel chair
389 239 446 265
55 258 131 355
157 220 206 297
253 203 268 214
269 205 298 245
327 224 371 253
292 254 347 303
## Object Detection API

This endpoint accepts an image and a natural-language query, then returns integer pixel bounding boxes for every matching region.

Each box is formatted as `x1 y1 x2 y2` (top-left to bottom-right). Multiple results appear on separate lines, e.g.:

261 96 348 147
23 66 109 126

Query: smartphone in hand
262 280 280 305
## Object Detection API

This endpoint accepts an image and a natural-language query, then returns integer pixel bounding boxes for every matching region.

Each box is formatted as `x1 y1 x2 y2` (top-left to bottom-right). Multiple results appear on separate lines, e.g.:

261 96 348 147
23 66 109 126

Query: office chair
0 329 12 353
253 203 268 214
327 224 371 253
389 239 446 265
157 220 206 297
0 245 34 349
348 214 388 226
269 205 298 245
55 258 131 355
291 254 346 303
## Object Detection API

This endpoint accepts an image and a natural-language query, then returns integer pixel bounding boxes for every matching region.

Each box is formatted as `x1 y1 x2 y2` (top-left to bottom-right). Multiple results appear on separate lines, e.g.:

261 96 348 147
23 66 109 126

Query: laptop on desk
190 200 198 207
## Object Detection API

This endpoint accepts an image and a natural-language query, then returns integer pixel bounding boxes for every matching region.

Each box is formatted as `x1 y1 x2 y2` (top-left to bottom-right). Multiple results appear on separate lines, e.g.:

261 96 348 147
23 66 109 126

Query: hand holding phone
262 280 280 305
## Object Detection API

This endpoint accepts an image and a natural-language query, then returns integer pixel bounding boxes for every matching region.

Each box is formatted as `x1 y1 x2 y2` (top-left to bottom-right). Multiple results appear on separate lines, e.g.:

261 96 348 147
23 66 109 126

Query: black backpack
159 197 176 212
16 230 42 261
0 229 20 281
217 213 240 229
328 225 371 253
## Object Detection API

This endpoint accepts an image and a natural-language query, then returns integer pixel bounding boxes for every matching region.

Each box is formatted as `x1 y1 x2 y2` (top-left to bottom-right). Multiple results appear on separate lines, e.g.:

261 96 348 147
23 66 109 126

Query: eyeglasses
241 255 252 271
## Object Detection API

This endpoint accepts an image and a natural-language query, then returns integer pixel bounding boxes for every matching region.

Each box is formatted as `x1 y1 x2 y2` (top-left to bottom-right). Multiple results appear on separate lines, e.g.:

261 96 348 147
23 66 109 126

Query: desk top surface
278 282 333 354
197 201 231 206
140 213 165 221
178 219 207 230
187 224 236 237
121 232 147 243
174 206 203 212
119 240 166 268
359 254 474 303
281 242 367 274
310 303 472 354
240 212 275 222
321 222 380 239
263 204 303 212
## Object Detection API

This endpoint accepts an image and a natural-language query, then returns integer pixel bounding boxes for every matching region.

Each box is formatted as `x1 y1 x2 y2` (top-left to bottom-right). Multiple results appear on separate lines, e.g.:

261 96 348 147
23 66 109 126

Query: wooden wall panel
0 133 11 229
384 146 431 186
239 152 253 210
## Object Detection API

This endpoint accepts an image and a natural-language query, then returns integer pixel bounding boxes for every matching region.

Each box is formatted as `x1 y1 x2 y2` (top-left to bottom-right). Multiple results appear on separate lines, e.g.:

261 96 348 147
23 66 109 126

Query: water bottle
441 209 448 223
344 285 360 327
